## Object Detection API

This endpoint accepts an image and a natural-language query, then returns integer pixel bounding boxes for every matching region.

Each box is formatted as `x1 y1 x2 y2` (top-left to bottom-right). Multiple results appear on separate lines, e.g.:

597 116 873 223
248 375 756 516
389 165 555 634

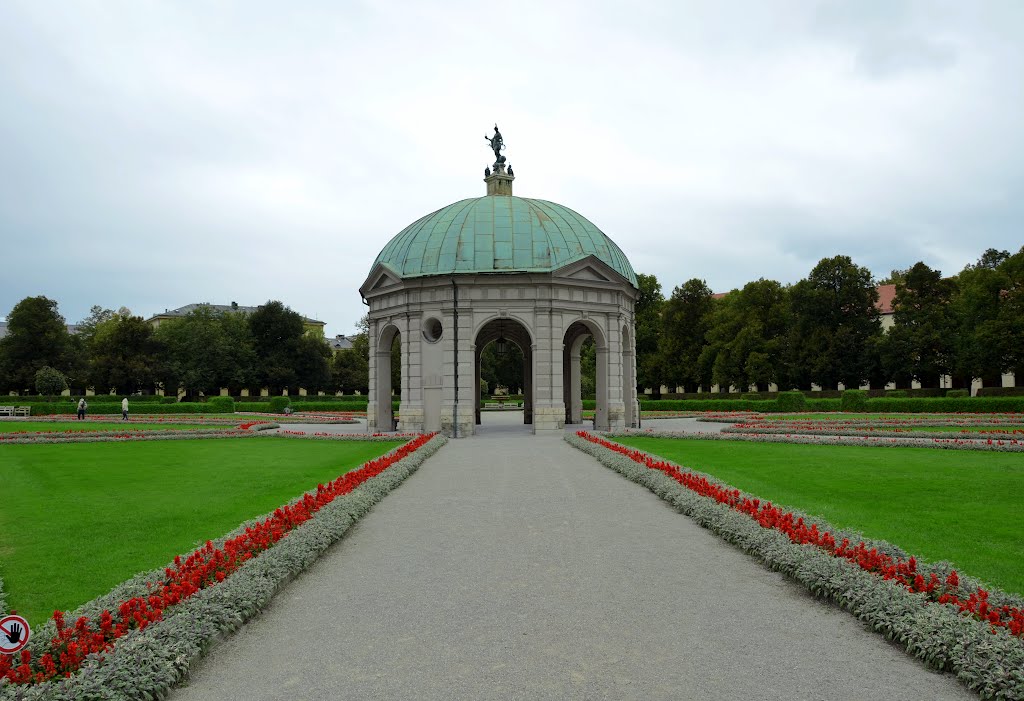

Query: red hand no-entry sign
0 614 31 655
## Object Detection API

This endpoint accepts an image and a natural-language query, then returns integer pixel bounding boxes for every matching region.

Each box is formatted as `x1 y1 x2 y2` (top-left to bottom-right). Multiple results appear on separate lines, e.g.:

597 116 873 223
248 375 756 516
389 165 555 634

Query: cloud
0 0 1022 331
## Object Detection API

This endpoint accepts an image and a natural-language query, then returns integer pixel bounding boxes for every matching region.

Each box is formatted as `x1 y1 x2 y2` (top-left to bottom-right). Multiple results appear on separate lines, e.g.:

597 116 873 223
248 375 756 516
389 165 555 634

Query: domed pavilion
359 127 639 436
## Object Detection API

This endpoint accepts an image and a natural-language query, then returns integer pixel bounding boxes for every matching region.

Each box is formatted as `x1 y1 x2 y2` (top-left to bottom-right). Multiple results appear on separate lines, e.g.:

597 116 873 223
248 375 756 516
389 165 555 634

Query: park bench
0 406 31 416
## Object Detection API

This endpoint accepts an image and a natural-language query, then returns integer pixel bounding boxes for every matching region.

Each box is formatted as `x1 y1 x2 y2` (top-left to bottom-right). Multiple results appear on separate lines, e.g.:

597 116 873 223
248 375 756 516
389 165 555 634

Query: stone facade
360 261 638 437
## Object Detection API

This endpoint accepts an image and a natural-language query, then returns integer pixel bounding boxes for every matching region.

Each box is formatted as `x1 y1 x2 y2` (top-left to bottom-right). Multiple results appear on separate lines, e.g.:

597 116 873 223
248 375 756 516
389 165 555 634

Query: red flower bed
1 433 435 685
577 431 1024 639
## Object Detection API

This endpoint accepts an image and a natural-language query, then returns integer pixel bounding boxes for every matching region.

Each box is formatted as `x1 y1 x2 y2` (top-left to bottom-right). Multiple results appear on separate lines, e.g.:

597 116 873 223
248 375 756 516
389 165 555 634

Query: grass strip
612 436 1024 595
0 437 402 624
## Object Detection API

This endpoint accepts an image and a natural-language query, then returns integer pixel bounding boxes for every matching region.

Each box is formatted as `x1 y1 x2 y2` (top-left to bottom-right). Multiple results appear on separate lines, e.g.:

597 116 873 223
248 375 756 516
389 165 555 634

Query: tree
88 310 160 394
293 333 332 394
34 366 67 401
952 249 1012 387
480 341 525 395
633 273 664 393
0 296 73 392
659 278 714 393
154 306 234 398
249 301 313 395
988 246 1024 379
788 256 881 389
881 262 957 388
700 279 790 392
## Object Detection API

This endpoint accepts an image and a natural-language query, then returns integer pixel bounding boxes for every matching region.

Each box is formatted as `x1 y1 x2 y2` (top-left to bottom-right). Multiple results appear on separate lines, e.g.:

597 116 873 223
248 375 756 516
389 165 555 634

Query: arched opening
375 324 401 432
473 317 533 428
563 321 608 429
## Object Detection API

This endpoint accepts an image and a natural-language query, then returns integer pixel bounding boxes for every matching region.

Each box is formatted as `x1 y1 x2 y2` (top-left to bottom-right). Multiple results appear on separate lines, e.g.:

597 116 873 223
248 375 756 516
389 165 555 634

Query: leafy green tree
881 262 957 388
332 347 369 394
951 249 1010 387
34 365 68 401
480 341 525 395
989 246 1024 379
218 311 259 395
659 278 714 393
788 256 881 390
88 310 160 395
294 333 332 394
701 279 790 392
249 301 331 395
0 296 73 392
633 273 664 393
154 306 233 399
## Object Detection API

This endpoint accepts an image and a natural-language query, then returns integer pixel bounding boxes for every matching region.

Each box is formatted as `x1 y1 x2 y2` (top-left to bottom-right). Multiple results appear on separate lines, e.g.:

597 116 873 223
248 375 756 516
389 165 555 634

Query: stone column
569 347 582 424
595 346 610 430
533 306 564 432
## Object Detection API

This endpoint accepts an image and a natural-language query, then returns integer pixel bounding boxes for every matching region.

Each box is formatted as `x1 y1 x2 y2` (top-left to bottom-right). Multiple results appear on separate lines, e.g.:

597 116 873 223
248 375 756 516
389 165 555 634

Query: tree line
4 245 1021 400
635 247 1024 394
0 300 372 398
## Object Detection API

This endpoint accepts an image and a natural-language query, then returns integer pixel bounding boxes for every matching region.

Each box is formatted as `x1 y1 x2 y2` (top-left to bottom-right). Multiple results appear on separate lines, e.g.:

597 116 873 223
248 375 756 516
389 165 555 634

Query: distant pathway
173 413 972 700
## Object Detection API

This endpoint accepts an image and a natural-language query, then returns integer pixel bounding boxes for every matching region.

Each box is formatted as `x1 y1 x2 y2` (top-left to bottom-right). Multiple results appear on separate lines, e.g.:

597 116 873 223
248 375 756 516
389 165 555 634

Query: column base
532 406 565 433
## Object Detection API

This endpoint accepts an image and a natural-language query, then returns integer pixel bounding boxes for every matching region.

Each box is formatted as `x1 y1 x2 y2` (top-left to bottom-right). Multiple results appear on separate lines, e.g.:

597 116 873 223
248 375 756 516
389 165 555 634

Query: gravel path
171 413 973 700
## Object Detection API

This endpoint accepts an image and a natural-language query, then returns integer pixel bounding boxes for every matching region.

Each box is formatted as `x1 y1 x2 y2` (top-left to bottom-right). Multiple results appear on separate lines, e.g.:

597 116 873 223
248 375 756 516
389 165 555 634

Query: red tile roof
875 284 896 314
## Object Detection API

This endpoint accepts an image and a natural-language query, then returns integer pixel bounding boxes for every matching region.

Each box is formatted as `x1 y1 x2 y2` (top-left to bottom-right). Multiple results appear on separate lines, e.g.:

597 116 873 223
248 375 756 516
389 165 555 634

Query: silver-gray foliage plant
565 433 1024 700
0 434 447 701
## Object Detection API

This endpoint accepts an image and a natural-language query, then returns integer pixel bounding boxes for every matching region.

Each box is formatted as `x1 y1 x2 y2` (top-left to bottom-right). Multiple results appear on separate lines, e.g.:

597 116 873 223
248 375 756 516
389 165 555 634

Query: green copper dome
373 196 637 287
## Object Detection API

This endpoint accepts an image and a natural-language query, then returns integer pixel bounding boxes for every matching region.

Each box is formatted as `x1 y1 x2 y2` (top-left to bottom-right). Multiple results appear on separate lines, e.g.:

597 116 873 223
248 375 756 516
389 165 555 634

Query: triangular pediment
359 263 403 297
566 264 612 282
552 255 631 287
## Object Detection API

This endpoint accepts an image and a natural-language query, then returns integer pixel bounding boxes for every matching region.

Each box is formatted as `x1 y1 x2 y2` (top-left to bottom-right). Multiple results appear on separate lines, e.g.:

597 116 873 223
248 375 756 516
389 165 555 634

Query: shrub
945 389 969 398
976 386 1024 397
840 389 869 412
776 390 807 412
206 396 235 414
740 392 764 401
267 396 291 413
886 390 908 398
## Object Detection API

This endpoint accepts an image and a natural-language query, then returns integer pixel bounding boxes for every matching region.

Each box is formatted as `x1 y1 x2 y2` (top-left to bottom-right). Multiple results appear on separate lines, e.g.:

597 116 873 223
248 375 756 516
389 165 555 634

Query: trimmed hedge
775 391 807 412
862 396 1024 413
1 395 176 404
206 396 235 414
21 402 240 416
977 386 1024 397
840 389 869 412
267 396 291 413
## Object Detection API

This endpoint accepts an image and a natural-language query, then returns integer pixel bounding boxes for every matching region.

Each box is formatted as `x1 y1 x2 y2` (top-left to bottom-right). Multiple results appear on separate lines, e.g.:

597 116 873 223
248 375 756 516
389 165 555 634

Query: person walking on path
121 397 129 421
77 397 87 420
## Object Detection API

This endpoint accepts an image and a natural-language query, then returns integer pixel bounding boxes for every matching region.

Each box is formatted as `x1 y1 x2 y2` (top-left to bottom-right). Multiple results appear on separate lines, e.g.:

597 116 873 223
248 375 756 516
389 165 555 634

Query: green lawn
901 425 1024 433
0 437 402 624
758 413 968 421
612 437 1024 595
0 421 224 433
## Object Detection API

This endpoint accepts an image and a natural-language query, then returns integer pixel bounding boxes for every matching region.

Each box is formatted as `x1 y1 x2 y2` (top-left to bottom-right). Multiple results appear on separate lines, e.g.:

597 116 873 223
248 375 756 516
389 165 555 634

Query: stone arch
473 316 534 427
562 318 609 429
374 322 401 433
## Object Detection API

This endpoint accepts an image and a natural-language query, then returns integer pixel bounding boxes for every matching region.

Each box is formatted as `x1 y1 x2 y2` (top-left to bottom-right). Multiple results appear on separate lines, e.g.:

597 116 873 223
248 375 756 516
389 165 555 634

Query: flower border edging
565 432 1023 700
0 433 447 701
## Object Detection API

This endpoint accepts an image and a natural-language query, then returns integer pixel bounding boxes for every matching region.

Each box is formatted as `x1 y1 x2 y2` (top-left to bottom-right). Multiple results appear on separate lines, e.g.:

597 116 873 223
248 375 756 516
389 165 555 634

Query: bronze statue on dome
485 124 506 165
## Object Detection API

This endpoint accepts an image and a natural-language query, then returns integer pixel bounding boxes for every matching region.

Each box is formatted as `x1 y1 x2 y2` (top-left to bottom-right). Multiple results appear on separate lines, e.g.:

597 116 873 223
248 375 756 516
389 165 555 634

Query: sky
1 1 1022 337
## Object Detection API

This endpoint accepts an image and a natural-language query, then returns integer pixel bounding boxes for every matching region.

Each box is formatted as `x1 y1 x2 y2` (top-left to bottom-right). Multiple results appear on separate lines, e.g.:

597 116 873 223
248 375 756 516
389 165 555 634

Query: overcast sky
1 1 1022 336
